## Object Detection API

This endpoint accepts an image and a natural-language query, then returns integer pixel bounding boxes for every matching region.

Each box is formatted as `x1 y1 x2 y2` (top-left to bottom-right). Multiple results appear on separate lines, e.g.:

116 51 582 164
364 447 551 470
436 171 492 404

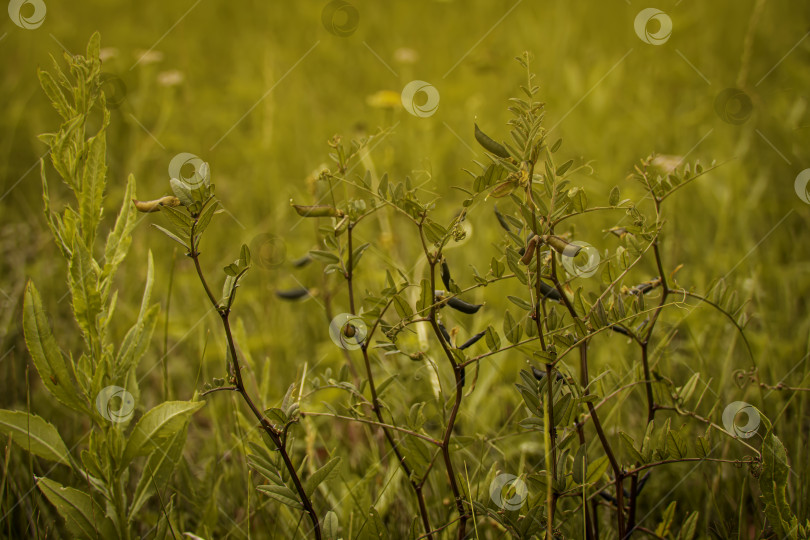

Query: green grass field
1 1 809 538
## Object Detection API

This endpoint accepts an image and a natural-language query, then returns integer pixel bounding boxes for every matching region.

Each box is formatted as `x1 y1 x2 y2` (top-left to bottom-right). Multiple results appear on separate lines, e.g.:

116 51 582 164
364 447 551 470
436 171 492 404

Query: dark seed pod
447 297 483 314
635 472 651 495
437 321 452 344
460 366 466 388
493 204 512 233
531 366 565 381
291 254 312 268
474 123 511 159
458 331 486 350
539 281 563 302
610 324 632 337
275 287 309 300
598 491 619 505
627 278 661 296
441 259 452 290
622 472 651 498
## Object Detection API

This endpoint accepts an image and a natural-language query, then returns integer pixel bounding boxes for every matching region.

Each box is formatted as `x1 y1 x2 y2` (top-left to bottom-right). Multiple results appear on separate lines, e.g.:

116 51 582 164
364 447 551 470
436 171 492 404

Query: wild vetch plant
10 37 809 539
137 53 810 539
0 34 204 538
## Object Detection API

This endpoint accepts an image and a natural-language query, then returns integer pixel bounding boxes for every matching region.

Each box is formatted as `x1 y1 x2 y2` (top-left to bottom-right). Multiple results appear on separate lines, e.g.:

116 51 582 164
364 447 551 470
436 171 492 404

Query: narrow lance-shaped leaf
0 410 71 466
37 476 117 539
23 282 87 413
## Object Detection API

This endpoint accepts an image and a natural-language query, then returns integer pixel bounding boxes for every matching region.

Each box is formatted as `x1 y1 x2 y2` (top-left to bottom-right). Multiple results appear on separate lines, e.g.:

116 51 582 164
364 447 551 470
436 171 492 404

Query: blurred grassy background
1 0 809 537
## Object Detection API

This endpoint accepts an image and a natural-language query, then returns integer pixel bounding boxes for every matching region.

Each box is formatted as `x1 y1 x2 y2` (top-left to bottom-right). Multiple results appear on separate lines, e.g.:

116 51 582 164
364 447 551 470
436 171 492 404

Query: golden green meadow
0 1 809 538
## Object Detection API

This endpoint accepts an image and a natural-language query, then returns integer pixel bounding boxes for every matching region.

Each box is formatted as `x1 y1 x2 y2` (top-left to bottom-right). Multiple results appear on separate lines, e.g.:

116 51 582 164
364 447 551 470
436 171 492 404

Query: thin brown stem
189 231 322 540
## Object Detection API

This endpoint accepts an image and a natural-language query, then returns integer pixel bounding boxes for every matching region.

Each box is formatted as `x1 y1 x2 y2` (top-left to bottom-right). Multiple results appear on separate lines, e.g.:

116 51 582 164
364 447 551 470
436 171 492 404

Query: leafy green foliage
0 35 203 540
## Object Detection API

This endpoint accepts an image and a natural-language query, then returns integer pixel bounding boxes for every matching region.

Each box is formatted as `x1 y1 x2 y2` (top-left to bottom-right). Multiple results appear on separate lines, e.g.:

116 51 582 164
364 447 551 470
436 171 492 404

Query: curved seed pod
460 365 466 388
291 254 312 268
290 201 343 218
474 123 511 158
626 278 662 296
132 196 181 213
437 320 452 344
441 259 452 290
518 232 537 256
447 296 483 314
539 281 563 302
458 331 486 350
493 204 512 233
520 236 540 265
610 324 632 337
636 472 651 495
275 287 310 300
543 235 581 257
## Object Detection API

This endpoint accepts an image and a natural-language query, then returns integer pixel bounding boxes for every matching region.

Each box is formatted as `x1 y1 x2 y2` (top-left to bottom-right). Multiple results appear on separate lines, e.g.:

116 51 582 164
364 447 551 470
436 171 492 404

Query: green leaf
417 278 432 312
305 457 342 497
507 295 533 311
102 174 138 284
323 511 340 540
160 203 194 233
393 295 413 319
585 455 610 485
556 159 574 176
194 199 220 236
115 253 159 379
760 432 798 537
0 410 71 466
572 445 587 484
79 132 107 245
23 282 86 413
37 477 117 539
152 224 190 250
667 429 688 459
121 400 205 468
677 512 700 540
38 69 72 120
619 431 644 463
351 242 371 269
69 241 102 344
358 506 390 540
128 423 189 519
257 484 303 509
609 186 620 206
694 436 711 458
485 325 501 352
655 501 677 537
503 310 522 344
309 250 341 264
